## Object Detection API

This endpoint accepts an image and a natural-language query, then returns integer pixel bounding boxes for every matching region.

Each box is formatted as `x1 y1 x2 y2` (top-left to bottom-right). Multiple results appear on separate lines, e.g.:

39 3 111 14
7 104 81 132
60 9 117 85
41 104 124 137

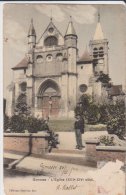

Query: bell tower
89 12 109 75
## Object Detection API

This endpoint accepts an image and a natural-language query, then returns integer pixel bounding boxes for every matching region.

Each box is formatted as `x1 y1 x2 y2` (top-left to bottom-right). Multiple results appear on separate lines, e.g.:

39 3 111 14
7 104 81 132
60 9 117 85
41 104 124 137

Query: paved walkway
4 152 96 177
57 131 108 150
4 131 125 195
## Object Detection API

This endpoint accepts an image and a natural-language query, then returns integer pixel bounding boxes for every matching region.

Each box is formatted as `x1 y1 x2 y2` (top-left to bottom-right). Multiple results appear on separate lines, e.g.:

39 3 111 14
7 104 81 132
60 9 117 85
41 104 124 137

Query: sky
3 3 126 98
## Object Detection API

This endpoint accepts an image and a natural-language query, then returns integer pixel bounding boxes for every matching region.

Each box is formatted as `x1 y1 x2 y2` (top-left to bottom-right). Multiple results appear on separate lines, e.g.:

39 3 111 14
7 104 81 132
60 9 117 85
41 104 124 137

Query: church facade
11 15 109 119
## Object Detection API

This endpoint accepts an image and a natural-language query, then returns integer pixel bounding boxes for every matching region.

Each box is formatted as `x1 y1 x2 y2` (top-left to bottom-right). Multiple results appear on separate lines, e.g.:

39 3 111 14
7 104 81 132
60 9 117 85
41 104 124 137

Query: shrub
107 100 125 139
9 115 47 133
96 71 111 87
100 135 115 146
99 104 109 124
15 94 31 116
75 94 100 124
86 103 100 124
26 116 45 133
4 114 10 132
75 94 125 139
10 115 26 133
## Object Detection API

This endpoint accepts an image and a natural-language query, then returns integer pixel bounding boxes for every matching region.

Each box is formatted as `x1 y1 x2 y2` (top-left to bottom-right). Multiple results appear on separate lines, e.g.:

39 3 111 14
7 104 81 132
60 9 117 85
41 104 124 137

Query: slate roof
12 57 28 70
93 22 104 40
77 48 92 64
28 19 36 37
65 21 76 36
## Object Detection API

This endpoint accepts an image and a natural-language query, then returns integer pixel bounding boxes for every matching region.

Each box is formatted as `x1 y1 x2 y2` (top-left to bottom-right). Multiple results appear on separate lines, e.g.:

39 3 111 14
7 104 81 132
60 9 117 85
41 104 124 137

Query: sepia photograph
3 2 126 195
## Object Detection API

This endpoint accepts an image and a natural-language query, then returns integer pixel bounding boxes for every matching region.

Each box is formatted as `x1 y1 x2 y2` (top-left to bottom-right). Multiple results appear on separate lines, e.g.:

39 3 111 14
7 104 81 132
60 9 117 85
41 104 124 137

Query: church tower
26 19 36 111
28 19 36 50
89 12 109 75
64 17 77 73
62 17 78 117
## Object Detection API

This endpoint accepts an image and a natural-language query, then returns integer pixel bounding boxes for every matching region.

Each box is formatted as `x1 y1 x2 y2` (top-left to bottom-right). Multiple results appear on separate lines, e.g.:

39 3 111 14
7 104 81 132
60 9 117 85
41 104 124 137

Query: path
4 131 108 175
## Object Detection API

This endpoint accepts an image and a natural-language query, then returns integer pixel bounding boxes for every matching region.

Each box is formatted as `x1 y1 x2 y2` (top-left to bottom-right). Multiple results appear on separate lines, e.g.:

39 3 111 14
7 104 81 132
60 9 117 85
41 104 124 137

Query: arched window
93 54 98 58
20 82 27 92
93 47 104 58
99 53 104 57
44 36 58 47
99 47 103 50
99 47 104 57
93 47 98 58
36 55 43 63
46 54 53 62
56 53 63 61
93 48 98 51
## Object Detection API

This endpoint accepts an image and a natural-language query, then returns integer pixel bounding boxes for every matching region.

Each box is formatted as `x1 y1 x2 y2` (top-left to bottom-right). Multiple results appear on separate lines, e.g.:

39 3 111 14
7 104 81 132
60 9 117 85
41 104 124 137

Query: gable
37 21 64 47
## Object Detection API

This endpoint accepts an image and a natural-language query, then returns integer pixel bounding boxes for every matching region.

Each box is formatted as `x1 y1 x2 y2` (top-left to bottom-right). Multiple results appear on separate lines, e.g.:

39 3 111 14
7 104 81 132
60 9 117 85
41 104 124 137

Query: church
11 14 109 119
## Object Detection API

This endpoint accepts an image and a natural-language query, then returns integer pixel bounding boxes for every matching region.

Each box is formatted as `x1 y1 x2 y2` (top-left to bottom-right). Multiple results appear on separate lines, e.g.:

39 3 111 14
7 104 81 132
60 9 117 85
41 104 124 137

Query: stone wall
96 146 126 162
85 139 99 162
85 139 126 163
4 133 49 155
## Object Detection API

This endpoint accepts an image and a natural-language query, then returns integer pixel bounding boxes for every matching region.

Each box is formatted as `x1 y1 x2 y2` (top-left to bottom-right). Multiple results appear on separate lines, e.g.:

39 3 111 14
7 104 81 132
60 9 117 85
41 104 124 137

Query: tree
75 94 125 139
107 99 125 139
4 114 10 132
75 94 91 117
15 93 31 116
75 94 100 124
96 71 111 87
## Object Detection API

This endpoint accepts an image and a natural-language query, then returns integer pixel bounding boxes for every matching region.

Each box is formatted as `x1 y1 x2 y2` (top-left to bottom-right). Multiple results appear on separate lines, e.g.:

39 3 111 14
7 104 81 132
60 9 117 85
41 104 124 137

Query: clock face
48 27 54 33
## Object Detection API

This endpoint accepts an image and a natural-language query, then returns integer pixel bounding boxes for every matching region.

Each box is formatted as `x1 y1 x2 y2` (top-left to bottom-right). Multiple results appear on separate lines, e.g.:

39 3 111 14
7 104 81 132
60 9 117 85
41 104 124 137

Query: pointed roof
12 57 28 70
93 12 104 40
37 18 63 44
78 47 92 63
65 17 76 36
28 18 36 37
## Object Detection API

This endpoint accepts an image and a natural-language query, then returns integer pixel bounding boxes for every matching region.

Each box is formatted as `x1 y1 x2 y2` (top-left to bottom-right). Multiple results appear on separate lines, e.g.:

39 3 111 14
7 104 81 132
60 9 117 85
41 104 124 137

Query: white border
1 1 126 4
0 2 3 195
0 1 125 195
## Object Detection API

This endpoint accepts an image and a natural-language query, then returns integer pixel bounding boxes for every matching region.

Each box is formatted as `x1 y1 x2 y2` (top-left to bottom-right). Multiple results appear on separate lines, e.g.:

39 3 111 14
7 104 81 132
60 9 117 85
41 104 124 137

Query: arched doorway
37 79 61 118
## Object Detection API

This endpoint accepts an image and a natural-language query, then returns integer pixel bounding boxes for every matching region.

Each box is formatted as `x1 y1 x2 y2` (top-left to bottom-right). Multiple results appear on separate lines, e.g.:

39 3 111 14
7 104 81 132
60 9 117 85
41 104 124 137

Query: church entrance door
42 96 60 118
38 79 61 119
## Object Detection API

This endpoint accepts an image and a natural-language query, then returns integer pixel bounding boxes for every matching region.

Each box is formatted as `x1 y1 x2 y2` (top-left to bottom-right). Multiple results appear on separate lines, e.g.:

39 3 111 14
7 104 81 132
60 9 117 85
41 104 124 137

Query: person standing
74 115 84 150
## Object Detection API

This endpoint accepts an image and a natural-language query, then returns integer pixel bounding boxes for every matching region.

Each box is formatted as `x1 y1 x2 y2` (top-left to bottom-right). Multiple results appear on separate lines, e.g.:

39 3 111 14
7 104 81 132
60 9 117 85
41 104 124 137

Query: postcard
3 2 126 195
